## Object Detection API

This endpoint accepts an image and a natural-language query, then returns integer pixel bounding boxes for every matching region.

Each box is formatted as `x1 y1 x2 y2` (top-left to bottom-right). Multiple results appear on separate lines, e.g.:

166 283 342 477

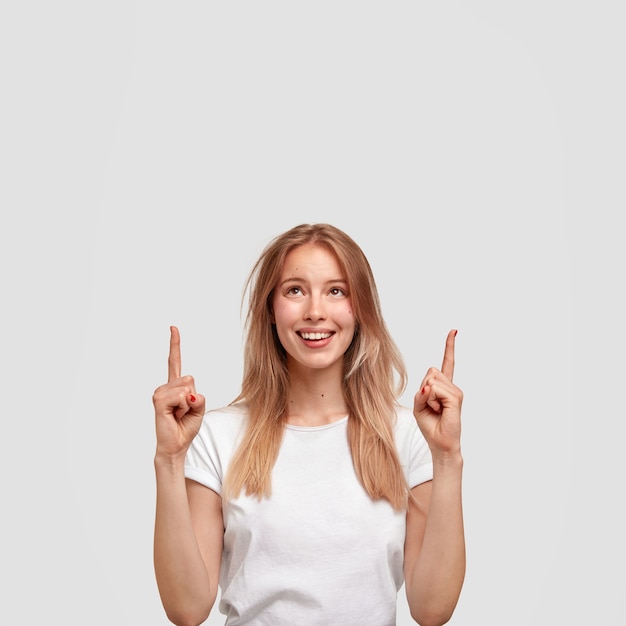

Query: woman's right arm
153 327 223 626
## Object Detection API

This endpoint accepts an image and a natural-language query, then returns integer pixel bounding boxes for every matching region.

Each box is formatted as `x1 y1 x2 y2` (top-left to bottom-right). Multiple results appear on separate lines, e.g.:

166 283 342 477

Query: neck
285 360 348 427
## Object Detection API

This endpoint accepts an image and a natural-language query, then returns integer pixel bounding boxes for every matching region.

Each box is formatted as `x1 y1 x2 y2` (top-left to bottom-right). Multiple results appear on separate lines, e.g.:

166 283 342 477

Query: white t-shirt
185 404 433 626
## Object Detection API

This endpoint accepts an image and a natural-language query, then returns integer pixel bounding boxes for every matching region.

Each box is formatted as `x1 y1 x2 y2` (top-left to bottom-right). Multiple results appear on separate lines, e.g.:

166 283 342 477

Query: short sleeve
184 405 248 495
393 406 433 488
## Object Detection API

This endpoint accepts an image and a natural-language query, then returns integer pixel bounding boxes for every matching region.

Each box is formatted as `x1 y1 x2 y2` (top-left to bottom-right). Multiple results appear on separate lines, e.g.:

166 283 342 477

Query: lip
296 330 335 349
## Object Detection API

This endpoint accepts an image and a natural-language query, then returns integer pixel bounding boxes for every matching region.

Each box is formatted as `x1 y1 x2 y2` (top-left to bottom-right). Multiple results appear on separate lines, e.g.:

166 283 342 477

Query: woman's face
272 243 356 375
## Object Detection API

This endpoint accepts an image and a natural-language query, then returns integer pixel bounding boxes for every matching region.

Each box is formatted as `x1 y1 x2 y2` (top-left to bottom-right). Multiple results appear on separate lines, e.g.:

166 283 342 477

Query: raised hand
413 330 463 459
152 326 206 461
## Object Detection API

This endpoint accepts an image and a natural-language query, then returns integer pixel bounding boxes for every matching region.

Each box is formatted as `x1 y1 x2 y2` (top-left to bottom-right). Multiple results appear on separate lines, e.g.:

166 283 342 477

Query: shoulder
392 404 423 454
392 404 419 437
202 403 248 430
193 404 248 448
392 404 433 486
185 403 249 492
203 402 249 427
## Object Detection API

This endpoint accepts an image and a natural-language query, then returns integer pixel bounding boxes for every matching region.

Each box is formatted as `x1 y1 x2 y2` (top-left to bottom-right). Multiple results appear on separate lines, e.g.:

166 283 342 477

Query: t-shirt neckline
285 415 349 432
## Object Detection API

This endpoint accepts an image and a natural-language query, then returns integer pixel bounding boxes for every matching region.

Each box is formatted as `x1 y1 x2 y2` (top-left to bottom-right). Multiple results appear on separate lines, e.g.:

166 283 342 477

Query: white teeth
300 332 332 340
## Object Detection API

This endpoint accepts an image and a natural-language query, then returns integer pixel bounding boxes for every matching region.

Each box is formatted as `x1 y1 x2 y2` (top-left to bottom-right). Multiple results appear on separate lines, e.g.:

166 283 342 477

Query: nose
305 294 326 320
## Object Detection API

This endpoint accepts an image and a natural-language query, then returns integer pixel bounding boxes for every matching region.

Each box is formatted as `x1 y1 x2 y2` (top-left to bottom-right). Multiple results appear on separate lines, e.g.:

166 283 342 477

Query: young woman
153 223 465 626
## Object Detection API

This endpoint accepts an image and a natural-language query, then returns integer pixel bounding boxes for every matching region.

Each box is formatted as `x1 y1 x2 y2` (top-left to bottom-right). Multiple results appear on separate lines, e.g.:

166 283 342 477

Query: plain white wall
1 2 624 624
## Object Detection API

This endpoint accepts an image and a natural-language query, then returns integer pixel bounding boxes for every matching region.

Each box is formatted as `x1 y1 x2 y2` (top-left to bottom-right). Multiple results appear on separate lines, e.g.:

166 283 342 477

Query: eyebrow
279 277 348 287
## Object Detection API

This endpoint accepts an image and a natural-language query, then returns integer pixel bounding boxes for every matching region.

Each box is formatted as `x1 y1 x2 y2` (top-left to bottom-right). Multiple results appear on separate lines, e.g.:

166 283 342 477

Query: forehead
280 243 343 277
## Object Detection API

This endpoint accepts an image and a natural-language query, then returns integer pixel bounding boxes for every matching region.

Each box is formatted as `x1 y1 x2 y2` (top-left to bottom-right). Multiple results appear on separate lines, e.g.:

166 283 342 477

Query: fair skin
405 329 465 626
271 243 355 426
153 326 222 626
153 243 464 626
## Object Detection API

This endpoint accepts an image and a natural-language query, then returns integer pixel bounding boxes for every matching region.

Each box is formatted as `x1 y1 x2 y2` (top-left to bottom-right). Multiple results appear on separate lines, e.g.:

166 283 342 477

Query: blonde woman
153 224 465 626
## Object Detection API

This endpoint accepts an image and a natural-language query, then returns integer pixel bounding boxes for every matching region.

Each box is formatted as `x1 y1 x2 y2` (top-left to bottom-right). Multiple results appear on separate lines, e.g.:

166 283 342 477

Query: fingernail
189 394 196 403
454 329 458 337
421 387 426 395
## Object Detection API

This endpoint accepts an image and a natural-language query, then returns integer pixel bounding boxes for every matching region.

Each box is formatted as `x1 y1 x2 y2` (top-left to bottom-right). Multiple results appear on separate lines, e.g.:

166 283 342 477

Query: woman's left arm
404 330 466 626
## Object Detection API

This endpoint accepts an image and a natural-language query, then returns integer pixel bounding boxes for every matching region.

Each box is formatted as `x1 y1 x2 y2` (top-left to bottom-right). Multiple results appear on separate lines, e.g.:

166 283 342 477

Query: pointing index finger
168 325 182 382
441 329 457 381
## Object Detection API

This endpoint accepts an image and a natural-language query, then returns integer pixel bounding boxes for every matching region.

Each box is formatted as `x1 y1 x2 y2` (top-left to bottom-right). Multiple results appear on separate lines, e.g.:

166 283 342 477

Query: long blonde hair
224 223 409 510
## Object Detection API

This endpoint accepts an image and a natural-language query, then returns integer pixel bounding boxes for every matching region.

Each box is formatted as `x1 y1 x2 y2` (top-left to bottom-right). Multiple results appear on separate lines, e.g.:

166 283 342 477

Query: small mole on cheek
321 394 325 397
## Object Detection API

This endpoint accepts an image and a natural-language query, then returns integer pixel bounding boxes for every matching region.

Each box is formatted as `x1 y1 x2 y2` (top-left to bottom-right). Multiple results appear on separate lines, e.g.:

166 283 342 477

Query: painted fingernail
189 394 196 403
421 387 426 395
454 329 458 337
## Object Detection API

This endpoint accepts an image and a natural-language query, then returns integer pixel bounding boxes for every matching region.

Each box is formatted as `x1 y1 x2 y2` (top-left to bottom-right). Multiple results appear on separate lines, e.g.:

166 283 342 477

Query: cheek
273 301 296 326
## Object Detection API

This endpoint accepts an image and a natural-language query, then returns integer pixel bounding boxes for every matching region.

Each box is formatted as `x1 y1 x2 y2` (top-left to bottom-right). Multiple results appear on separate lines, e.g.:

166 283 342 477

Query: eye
329 287 346 297
286 286 303 296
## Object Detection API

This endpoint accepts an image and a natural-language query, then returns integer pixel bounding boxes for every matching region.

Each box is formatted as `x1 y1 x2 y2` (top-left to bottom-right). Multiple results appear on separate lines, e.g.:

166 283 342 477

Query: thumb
188 392 206 417
413 385 428 416
413 384 441 416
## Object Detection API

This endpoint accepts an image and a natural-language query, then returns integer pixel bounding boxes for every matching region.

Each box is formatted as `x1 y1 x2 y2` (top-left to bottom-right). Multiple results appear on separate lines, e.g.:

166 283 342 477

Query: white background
1 1 624 624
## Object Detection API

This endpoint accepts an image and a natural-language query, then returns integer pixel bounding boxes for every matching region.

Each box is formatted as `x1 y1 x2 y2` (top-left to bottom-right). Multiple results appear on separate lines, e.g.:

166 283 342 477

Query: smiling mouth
297 331 334 341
